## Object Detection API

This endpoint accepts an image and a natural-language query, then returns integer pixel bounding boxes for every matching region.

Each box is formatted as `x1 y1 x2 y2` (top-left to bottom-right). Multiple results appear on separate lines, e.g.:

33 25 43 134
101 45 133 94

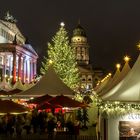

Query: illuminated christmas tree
41 22 80 89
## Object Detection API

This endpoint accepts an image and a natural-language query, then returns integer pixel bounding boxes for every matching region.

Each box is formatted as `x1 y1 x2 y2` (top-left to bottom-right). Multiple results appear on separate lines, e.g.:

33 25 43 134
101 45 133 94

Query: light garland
96 99 140 117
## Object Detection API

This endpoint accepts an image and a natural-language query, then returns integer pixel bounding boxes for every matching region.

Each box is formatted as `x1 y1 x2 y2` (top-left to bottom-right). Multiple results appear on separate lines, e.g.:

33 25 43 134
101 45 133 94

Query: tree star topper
60 22 65 27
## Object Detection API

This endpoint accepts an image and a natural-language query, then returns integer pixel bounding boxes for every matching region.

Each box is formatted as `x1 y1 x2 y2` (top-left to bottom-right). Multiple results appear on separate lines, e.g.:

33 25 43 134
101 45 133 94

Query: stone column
9 55 12 77
12 52 16 83
32 62 34 80
18 54 22 81
25 60 27 82
26 59 29 83
22 57 25 83
2 54 7 80
34 61 37 78
30 60 32 82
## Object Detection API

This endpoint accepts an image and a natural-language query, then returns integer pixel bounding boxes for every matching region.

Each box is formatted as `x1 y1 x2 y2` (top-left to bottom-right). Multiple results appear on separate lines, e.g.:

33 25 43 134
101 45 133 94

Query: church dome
72 24 86 37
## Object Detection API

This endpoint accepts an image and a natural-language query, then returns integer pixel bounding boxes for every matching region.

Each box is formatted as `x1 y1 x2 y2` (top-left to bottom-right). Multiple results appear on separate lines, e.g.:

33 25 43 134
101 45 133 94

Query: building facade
0 13 38 84
71 23 104 89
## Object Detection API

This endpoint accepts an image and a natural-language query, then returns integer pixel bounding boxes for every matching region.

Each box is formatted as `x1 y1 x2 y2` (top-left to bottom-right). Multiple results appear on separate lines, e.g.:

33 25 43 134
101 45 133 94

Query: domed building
0 12 38 84
71 22 104 89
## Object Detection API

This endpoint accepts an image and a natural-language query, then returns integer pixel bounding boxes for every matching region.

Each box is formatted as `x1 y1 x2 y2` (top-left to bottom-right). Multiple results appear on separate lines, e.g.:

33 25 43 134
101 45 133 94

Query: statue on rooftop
4 11 17 23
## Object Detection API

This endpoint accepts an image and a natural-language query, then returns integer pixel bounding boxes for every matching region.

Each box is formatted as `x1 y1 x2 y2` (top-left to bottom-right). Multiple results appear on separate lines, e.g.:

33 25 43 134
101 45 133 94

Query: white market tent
102 54 140 101
13 80 26 91
100 61 131 97
15 66 75 98
0 78 13 91
98 67 121 96
111 61 131 88
94 73 112 94
23 81 35 90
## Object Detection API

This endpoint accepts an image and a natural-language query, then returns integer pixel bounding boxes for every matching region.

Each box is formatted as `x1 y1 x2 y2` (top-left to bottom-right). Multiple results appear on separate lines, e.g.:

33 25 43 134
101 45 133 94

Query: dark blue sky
0 0 140 73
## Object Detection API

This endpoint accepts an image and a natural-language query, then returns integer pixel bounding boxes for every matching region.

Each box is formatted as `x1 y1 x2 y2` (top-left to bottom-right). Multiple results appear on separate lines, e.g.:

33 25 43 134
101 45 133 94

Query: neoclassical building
71 23 104 89
0 13 38 83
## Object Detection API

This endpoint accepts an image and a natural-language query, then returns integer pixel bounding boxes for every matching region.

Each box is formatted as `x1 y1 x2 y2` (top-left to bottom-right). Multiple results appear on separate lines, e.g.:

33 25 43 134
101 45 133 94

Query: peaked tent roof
98 68 121 96
0 78 13 91
111 62 131 87
100 62 131 97
95 75 112 94
13 80 25 91
102 54 140 101
15 66 75 98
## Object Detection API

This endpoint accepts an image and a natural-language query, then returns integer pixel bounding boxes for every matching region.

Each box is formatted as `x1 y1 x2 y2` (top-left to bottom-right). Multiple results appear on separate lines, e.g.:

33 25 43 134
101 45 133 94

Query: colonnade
0 52 37 83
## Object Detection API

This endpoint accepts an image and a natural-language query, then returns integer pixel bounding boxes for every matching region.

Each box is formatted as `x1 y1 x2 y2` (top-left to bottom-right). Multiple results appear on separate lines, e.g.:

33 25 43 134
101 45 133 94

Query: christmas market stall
98 54 140 140
14 66 75 98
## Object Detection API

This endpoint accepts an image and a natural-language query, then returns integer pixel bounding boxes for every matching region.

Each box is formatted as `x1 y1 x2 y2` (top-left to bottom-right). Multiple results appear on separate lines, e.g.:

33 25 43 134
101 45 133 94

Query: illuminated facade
0 13 38 83
71 23 104 88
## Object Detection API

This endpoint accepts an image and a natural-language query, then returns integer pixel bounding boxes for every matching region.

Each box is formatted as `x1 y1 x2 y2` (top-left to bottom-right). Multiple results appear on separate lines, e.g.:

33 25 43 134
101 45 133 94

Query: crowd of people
0 110 80 137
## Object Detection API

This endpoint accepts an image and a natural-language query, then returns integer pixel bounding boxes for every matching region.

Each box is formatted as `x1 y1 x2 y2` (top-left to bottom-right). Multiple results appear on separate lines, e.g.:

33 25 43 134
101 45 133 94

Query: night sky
0 0 140 73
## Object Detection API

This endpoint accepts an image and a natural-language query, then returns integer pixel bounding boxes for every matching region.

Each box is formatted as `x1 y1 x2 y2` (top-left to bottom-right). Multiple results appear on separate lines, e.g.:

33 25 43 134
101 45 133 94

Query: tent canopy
48 95 88 108
15 66 75 98
0 100 29 115
102 54 140 102
28 94 53 104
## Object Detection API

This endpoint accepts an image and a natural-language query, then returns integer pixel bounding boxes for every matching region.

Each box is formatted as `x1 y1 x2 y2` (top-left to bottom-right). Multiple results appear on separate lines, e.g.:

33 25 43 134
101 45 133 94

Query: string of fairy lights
96 99 140 116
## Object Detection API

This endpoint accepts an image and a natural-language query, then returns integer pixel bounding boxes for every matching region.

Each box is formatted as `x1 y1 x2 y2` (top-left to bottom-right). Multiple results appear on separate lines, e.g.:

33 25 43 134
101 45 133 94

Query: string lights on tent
96 100 140 117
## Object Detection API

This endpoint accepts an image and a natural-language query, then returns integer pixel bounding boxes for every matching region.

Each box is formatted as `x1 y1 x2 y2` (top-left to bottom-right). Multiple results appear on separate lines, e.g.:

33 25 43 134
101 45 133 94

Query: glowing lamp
124 55 130 62
116 63 121 69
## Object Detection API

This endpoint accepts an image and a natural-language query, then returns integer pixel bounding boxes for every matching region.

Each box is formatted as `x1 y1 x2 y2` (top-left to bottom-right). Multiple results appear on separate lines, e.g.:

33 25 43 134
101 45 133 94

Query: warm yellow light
108 73 112 76
49 59 53 64
60 22 65 27
124 55 130 62
137 42 140 50
116 63 121 69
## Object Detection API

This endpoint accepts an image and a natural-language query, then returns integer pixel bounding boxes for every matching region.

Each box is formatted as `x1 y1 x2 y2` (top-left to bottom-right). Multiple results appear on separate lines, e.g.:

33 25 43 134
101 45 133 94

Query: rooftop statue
4 11 17 23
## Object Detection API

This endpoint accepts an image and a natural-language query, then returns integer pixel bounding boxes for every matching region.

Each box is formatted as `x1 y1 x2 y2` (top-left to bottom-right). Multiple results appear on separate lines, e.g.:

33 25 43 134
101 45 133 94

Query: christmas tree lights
41 23 80 89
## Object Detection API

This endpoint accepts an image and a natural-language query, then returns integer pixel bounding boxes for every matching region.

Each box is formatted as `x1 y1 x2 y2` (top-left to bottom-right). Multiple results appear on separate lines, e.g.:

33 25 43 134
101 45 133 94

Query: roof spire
13 35 17 45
